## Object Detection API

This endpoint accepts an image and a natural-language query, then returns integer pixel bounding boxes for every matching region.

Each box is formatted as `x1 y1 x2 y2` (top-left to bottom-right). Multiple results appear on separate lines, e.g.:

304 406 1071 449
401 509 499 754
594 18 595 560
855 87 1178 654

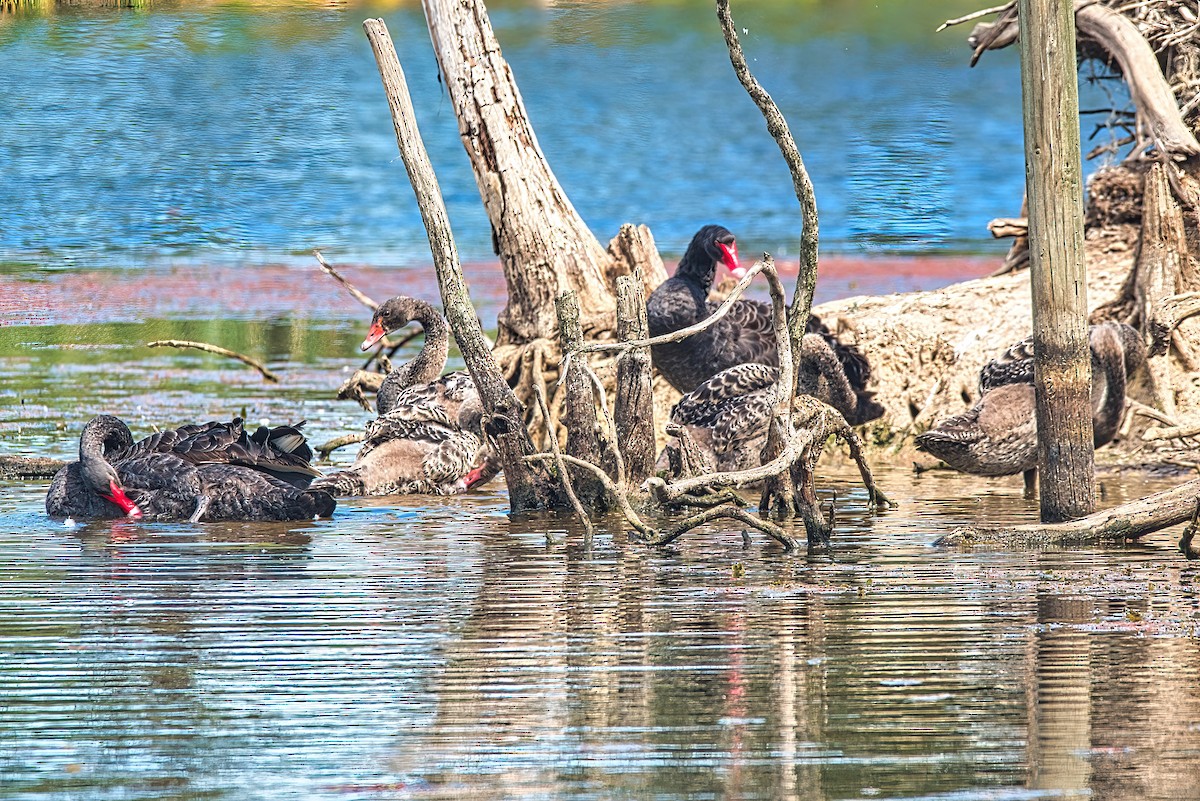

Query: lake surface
1 0 1104 273
2 2 1197 800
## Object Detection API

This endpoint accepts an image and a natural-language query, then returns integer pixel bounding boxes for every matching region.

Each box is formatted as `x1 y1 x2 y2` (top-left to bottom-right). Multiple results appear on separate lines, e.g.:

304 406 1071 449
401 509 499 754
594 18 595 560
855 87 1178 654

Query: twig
532 381 593 545
936 3 1014 31
648 505 797 551
576 259 767 356
148 340 280 383
313 249 379 311
315 432 365 459
523 453 655 538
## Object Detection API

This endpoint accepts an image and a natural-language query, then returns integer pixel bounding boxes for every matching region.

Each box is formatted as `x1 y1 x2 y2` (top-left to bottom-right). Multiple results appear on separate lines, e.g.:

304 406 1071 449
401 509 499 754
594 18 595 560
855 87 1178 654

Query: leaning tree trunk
420 0 666 347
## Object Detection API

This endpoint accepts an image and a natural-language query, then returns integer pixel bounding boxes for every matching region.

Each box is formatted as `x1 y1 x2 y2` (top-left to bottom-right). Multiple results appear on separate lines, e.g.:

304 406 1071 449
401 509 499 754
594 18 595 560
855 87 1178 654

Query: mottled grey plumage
656 332 876 477
317 296 499 497
915 322 1146 476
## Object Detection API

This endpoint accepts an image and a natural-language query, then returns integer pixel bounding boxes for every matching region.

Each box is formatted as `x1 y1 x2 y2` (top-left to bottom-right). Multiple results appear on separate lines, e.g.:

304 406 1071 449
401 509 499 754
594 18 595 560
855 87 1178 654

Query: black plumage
646 224 882 425
46 415 334 522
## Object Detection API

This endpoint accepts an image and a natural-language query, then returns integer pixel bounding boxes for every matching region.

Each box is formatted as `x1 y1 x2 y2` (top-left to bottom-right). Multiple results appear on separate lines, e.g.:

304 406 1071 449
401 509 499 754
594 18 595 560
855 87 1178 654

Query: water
2 466 1199 800
0 0 1074 272
3 3 1196 800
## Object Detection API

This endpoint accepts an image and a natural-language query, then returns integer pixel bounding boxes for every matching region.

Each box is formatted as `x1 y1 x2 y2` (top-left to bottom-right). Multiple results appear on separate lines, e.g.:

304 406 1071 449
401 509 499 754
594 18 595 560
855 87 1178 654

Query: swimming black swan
314 296 499 496
645 224 882 425
915 322 1147 479
45 415 335 521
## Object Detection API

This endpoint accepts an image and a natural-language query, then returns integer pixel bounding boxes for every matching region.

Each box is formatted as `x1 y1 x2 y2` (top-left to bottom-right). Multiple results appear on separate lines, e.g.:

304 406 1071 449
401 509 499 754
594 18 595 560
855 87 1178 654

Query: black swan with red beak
646 225 882 425
46 415 335 522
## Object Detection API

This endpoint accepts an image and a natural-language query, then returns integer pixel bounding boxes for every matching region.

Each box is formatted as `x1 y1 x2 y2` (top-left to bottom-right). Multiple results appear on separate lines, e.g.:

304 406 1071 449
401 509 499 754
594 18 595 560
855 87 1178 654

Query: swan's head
677 225 741 285
362 296 419 351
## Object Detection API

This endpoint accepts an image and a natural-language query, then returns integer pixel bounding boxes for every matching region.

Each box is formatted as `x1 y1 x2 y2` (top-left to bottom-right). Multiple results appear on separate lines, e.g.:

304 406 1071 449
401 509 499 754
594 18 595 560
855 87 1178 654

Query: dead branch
313 249 379 311
646 505 797 551
967 1 1200 159
336 370 382 412
556 290 612 510
147 339 280 383
1142 418 1200 441
614 271 656 485
717 0 820 368
532 381 593 545
936 475 1200 546
936 3 1014 32
577 259 768 357
314 432 365 460
523 452 654 538
1181 499 1200 559
0 454 66 479
1149 291 1200 355
988 217 1029 238
363 17 556 512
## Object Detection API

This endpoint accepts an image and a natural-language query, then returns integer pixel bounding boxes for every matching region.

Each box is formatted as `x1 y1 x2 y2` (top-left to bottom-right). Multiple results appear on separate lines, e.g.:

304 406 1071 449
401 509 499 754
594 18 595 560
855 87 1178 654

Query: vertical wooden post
556 291 612 511
1018 0 1095 522
614 271 656 486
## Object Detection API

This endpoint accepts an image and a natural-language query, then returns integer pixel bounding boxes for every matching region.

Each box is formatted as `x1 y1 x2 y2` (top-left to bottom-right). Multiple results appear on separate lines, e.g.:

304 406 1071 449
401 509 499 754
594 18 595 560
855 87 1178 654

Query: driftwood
0 455 65 479
314 432 365 460
531 382 593 546
556 290 611 511
613 272 656 486
418 0 663 346
963 1 1200 159
147 339 279 382
363 17 559 513
936 476 1200 547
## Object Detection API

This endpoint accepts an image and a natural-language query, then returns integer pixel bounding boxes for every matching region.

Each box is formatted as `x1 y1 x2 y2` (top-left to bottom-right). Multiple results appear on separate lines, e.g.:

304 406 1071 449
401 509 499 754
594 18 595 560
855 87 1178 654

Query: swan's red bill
463 464 490 489
361 320 386 351
104 480 143 518
717 240 742 278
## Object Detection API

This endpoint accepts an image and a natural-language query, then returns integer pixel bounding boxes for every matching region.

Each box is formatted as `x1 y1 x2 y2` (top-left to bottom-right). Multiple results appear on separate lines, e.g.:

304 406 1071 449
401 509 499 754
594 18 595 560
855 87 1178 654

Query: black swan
46 415 335 522
656 327 875 476
315 296 499 496
915 322 1147 480
645 224 882 425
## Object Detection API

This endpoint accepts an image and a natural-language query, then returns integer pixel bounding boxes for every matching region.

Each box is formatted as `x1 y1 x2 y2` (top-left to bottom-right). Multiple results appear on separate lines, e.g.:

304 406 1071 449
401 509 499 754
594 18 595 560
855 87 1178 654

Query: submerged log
937 476 1200 547
0 455 66 480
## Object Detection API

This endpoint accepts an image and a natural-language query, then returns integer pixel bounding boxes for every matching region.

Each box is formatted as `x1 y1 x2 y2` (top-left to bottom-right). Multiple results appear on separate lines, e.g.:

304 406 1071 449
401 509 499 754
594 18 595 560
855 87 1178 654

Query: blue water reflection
0 1 1055 272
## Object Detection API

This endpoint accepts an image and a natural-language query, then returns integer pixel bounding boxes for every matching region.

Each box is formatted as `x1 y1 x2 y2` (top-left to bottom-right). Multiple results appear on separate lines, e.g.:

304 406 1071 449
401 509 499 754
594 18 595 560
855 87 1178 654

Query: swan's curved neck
377 301 450 415
1090 325 1128 444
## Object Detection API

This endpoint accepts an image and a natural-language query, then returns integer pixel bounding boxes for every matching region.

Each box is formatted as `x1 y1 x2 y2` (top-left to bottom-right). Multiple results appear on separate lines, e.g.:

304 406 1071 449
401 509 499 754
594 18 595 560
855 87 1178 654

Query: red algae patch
0 256 995 328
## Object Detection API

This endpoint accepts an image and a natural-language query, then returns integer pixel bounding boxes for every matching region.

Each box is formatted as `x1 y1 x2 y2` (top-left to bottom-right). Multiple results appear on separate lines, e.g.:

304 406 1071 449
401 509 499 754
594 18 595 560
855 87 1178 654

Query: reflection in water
1 468 1199 799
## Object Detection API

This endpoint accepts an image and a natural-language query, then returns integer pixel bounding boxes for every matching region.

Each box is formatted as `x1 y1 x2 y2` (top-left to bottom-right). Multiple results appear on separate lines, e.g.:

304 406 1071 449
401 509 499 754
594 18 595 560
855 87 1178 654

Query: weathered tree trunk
557 290 612 510
363 18 558 512
419 0 665 345
1018 0 1095 521
614 272 656 486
